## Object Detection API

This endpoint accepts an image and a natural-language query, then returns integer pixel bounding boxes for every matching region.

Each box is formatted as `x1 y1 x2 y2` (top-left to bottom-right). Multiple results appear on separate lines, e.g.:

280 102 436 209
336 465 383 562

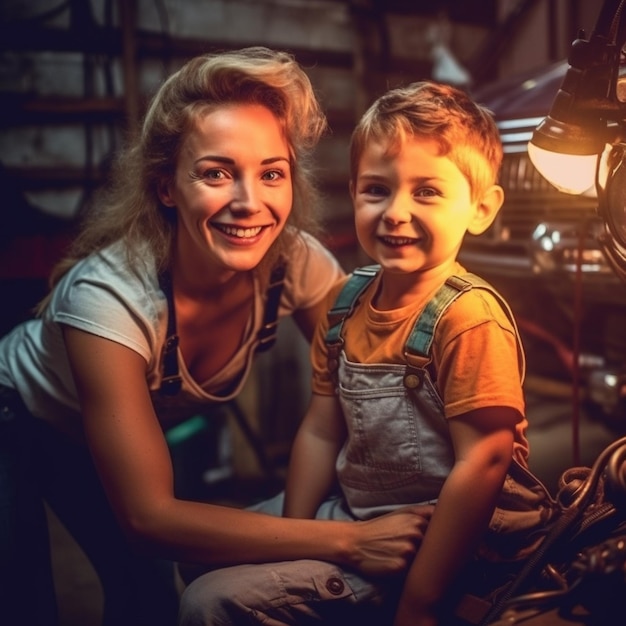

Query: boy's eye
416 187 438 198
362 184 388 196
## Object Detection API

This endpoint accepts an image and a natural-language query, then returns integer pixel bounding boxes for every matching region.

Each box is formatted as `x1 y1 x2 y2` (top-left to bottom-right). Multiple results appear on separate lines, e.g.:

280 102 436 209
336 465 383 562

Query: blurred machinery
477 1 626 623
461 30 626 429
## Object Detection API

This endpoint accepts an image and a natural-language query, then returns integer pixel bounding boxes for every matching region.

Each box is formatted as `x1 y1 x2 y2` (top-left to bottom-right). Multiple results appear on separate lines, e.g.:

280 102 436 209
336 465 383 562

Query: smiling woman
0 47 432 626
159 103 294 283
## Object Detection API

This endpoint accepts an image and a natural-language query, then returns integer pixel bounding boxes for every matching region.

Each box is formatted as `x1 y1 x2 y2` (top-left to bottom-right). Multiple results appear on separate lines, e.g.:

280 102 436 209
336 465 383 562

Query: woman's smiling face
160 103 293 276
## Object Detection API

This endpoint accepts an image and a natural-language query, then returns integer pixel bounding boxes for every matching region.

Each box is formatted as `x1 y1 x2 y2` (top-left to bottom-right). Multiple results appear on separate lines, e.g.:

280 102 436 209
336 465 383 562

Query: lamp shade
531 111 607 156
528 99 607 194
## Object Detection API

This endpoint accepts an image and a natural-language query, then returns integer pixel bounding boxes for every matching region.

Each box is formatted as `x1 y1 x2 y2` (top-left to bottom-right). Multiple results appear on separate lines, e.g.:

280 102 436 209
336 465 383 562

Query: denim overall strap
404 274 474 360
404 273 525 379
325 269 525 380
255 260 287 353
325 265 379 379
158 269 183 396
326 265 380 345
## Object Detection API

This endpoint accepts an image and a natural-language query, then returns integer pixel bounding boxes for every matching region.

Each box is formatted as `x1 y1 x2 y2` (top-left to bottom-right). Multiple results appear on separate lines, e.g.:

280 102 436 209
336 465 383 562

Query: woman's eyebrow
194 155 234 165
194 155 290 165
262 156 290 165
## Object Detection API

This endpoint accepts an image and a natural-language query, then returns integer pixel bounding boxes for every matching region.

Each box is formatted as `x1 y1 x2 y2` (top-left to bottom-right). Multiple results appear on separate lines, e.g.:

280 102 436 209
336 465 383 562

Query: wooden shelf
3 165 105 190
0 94 126 126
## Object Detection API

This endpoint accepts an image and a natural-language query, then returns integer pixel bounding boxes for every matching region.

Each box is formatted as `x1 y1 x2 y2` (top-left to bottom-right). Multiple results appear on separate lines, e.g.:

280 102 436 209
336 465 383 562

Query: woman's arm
284 393 346 518
393 407 518 626
64 325 429 573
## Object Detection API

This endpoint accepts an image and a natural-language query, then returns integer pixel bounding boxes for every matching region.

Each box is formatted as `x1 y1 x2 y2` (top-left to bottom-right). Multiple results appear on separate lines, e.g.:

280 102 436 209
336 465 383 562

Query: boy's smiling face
350 135 501 280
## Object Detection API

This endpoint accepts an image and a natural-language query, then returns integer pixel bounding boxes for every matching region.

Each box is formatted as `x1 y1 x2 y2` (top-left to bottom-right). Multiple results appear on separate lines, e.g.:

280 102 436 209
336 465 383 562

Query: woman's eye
203 169 226 181
262 169 285 182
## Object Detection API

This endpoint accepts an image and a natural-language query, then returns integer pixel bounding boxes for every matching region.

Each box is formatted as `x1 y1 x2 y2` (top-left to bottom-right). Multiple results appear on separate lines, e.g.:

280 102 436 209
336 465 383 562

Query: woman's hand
346 505 433 577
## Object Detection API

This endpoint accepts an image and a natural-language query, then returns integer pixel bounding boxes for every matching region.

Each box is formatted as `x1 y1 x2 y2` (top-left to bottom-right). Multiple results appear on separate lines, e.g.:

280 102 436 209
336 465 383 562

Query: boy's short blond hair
349 81 503 201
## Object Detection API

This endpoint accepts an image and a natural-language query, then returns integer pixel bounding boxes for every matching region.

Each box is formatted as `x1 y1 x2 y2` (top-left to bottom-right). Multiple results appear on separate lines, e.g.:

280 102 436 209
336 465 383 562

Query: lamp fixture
528 0 625 193
528 0 626 278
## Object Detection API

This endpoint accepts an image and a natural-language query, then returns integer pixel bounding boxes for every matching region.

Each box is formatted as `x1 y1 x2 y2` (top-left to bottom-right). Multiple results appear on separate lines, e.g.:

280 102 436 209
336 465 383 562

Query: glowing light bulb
528 141 598 195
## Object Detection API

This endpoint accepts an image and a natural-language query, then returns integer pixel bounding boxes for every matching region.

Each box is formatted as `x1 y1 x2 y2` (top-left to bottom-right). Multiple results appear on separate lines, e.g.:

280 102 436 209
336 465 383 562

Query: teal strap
325 268 522 379
325 265 379 347
405 273 522 364
405 275 474 358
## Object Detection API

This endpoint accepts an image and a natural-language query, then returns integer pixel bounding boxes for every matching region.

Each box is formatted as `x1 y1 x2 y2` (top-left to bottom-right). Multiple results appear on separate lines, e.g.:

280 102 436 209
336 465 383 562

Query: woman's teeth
217 225 263 238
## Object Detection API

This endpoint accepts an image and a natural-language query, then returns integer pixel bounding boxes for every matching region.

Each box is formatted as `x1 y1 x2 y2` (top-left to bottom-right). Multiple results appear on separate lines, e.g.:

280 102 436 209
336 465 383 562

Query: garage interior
1 1 623 624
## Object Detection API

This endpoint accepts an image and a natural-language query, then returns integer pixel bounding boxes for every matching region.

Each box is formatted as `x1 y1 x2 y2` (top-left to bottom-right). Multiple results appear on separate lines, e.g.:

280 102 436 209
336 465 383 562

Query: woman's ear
158 180 176 207
467 184 504 236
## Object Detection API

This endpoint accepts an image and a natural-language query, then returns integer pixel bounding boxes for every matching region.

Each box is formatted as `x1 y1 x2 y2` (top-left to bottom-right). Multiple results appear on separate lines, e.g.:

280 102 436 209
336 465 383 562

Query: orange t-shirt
311 265 531 465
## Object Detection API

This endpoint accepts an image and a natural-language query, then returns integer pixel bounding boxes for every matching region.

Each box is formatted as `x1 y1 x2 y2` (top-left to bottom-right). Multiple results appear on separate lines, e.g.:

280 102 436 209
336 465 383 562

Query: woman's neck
170 247 242 299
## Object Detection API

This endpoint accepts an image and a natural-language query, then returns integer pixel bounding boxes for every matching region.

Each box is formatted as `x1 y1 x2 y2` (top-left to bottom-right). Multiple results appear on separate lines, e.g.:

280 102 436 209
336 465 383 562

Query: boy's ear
348 180 355 200
467 184 504 235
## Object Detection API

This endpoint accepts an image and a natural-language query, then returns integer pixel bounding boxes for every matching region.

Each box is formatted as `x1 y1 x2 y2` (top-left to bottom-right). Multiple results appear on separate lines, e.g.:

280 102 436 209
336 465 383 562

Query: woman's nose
229 178 260 213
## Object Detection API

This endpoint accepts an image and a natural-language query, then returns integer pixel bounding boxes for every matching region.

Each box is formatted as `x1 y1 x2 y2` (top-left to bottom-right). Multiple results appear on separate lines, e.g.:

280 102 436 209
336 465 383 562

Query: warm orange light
527 141 598 194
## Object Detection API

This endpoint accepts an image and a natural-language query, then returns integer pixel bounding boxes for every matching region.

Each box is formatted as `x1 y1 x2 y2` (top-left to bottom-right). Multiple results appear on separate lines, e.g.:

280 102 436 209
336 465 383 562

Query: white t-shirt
0 232 343 438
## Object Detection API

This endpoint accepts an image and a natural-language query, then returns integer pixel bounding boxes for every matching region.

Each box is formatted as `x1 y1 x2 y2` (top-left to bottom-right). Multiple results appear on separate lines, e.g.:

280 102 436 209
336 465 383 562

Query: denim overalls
326 266 556 560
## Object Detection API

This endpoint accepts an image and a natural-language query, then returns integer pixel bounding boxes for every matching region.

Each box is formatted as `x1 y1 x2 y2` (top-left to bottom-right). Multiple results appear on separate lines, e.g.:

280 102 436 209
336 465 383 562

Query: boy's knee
178 569 250 625
177 586 207 626
177 560 371 625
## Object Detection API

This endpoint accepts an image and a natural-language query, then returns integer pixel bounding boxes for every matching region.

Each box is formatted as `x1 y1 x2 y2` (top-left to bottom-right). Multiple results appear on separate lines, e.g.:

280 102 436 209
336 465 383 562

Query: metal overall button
325 577 344 595
404 370 423 389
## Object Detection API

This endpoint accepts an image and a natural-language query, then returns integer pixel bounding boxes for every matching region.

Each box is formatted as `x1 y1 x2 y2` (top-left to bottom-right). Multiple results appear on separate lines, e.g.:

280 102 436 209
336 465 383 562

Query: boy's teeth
383 236 413 245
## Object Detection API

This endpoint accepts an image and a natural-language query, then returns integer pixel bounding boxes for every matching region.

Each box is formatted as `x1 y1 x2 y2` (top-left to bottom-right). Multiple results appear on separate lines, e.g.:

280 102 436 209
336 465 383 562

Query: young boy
284 80 557 625
178 81 555 626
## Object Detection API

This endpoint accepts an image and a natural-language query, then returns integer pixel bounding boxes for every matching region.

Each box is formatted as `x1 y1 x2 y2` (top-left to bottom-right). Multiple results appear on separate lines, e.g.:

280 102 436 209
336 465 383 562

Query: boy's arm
283 393 346 519
393 406 518 626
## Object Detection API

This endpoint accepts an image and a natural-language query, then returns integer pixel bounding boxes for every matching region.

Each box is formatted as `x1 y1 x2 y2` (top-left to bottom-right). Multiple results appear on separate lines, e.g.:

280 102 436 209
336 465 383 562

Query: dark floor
48 384 623 626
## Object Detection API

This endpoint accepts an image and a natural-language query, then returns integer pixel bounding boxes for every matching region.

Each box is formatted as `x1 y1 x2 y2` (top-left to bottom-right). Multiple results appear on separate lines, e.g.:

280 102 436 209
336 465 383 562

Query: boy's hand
348 505 433 577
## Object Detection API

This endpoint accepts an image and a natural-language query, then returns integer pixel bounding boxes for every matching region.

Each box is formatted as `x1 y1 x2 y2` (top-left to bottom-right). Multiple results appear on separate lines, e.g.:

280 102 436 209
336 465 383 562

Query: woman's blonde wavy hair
39 46 327 311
